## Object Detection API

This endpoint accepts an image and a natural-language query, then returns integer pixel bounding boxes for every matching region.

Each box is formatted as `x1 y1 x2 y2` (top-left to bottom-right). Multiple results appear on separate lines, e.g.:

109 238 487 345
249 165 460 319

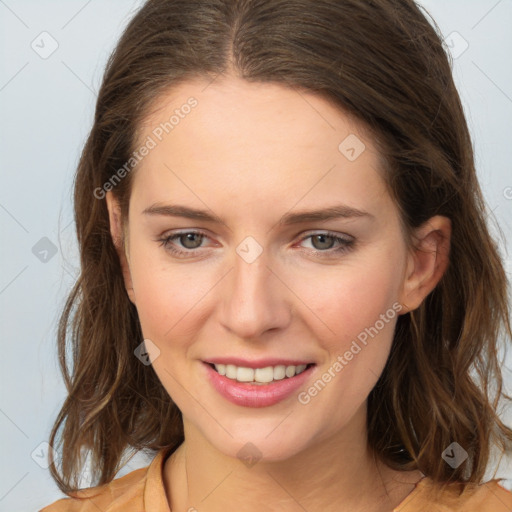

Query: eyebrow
142 203 373 225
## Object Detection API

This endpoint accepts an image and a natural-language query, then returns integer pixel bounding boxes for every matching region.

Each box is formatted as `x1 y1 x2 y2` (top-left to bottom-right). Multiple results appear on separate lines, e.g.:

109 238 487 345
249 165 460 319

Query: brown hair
49 0 512 498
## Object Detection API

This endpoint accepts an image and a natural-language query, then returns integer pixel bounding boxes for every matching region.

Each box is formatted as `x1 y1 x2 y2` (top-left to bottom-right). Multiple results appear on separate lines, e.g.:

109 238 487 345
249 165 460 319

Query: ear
105 191 136 304
398 215 451 314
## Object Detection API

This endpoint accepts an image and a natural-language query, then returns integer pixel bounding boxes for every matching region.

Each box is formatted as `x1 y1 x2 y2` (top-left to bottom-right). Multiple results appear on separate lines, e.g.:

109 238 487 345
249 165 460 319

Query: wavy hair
48 0 512 498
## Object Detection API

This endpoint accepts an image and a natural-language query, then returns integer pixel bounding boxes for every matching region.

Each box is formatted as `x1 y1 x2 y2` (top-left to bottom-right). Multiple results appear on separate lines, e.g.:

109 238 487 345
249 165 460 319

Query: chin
203 420 317 464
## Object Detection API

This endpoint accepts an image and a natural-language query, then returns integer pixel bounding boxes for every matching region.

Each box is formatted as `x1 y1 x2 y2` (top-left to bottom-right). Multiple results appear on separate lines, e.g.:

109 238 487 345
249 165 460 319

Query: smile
203 361 317 407
209 362 312 384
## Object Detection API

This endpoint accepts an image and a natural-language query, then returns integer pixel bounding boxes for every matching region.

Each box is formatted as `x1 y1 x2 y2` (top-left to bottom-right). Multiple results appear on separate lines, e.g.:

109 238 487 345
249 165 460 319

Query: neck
164 405 420 512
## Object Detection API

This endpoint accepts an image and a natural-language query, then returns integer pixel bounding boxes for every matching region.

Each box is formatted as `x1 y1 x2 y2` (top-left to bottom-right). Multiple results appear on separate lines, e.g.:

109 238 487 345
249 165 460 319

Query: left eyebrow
141 203 373 225
278 204 373 225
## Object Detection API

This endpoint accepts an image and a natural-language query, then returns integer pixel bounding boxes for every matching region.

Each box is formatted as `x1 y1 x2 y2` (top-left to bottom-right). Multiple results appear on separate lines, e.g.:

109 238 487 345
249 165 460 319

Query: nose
218 245 292 340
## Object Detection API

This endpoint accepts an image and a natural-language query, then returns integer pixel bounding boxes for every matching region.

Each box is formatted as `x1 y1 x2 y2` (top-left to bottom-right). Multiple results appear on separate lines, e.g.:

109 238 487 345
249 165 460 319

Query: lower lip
203 362 316 408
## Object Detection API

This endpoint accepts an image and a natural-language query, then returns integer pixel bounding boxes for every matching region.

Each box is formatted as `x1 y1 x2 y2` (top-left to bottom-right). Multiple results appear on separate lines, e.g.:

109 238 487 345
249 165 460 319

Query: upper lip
204 357 315 369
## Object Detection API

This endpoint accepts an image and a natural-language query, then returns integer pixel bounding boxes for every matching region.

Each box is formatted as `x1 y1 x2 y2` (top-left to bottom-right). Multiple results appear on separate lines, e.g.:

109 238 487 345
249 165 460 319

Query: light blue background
1 1 511 510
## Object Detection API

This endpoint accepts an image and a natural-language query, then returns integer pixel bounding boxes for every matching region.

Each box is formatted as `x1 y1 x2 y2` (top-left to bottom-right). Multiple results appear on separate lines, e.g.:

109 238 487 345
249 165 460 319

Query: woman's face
107 76 439 461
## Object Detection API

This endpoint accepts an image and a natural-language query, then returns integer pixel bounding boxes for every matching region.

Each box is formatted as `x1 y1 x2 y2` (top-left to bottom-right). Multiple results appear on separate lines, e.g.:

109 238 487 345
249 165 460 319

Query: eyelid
299 229 354 242
158 228 353 242
157 228 355 258
159 229 214 245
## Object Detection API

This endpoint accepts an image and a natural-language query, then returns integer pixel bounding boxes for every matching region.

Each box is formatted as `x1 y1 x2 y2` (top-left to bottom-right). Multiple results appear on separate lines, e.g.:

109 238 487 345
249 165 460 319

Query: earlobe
399 215 451 313
105 191 136 304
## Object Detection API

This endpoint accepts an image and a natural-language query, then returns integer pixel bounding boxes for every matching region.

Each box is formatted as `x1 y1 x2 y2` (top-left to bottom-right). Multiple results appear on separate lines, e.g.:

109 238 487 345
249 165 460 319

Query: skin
106 75 451 512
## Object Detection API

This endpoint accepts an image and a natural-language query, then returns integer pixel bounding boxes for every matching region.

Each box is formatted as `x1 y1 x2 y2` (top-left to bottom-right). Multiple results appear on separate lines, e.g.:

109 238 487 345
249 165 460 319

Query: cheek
291 261 404 426
293 249 405 347
127 242 210 342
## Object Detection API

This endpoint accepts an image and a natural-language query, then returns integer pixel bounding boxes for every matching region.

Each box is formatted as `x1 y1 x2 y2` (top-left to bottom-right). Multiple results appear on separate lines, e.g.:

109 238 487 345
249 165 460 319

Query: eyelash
156 230 355 259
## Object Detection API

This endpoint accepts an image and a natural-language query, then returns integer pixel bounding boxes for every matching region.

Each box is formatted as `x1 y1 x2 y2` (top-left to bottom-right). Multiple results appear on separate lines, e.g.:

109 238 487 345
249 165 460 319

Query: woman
41 0 512 510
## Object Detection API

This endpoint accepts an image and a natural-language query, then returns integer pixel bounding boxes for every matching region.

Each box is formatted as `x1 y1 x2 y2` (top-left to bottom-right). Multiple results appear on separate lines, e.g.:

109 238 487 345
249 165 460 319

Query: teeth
273 365 286 380
285 365 296 378
254 366 274 383
216 363 227 376
212 363 309 383
226 364 237 379
237 366 255 382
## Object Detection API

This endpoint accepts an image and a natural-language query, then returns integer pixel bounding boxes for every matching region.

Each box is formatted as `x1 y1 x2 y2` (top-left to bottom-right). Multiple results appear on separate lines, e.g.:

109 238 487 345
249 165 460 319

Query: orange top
40 448 512 512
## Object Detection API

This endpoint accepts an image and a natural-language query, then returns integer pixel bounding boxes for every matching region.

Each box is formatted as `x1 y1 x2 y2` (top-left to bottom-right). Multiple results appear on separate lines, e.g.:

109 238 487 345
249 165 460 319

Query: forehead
130 76 390 220
138 75 373 155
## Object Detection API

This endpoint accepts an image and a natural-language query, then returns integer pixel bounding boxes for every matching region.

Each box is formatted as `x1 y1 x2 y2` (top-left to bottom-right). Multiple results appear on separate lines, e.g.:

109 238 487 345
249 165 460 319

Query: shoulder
39 467 147 512
39 449 171 512
395 477 512 511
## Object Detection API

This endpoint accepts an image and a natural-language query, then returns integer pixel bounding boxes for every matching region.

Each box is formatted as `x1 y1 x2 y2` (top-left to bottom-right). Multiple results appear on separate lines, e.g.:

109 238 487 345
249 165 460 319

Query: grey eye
310 234 336 250
179 233 204 249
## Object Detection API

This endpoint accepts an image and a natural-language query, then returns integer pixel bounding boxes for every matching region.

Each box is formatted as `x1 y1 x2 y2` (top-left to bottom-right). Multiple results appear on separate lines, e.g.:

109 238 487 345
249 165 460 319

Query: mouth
203 360 317 407
205 361 316 385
